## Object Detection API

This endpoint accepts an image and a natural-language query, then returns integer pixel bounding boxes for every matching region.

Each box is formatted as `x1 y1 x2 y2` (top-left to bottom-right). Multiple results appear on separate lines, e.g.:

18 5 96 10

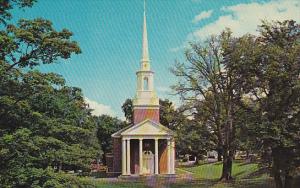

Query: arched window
143 77 149 90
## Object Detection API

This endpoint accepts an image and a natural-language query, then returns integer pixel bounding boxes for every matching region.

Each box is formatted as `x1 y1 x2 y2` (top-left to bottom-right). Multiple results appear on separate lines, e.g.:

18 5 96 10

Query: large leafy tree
0 70 101 187
95 115 126 164
0 1 100 187
226 20 300 188
175 105 214 164
171 32 243 180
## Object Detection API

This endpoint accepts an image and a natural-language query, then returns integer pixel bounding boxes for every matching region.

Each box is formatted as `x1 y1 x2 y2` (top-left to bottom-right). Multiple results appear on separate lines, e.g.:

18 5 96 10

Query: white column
126 139 131 175
122 138 126 175
139 138 143 175
167 138 171 174
155 138 159 175
171 139 175 174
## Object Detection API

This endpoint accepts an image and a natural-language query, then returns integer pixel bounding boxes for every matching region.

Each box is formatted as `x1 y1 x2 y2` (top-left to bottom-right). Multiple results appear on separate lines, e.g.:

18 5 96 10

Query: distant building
110 1 175 176
207 150 218 159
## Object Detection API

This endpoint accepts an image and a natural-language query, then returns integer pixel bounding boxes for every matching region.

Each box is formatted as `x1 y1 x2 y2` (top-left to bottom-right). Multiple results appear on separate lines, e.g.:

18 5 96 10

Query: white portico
111 0 175 176
116 119 175 175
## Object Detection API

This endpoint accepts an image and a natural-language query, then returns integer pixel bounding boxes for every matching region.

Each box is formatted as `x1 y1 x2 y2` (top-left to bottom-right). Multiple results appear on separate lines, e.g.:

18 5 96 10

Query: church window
143 77 149 90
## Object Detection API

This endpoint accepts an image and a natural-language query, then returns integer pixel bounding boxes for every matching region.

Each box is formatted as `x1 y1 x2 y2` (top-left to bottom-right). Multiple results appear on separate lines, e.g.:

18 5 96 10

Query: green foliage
0 166 98 188
121 98 133 124
159 99 177 129
0 0 36 24
224 20 300 187
95 115 126 163
175 114 214 161
0 69 101 186
172 32 243 179
172 19 300 185
0 1 100 187
1 18 81 71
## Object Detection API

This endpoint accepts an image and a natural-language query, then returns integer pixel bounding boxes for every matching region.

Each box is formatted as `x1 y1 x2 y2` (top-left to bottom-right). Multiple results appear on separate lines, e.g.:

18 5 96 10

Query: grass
181 160 268 180
78 161 275 188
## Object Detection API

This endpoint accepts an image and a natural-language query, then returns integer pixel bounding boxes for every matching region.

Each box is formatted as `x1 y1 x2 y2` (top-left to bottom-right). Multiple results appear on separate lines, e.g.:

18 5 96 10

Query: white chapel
110 1 175 176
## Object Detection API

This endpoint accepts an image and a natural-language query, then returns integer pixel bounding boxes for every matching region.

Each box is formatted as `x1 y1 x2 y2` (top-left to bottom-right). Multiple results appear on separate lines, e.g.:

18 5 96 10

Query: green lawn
79 161 275 188
181 161 269 180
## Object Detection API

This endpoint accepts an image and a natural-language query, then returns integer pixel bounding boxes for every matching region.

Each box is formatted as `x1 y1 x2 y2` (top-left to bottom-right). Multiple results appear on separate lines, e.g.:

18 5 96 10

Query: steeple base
133 106 159 124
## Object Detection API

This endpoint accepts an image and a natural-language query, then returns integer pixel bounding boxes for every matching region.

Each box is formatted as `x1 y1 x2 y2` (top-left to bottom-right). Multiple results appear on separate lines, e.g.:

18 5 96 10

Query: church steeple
132 0 159 125
141 0 150 70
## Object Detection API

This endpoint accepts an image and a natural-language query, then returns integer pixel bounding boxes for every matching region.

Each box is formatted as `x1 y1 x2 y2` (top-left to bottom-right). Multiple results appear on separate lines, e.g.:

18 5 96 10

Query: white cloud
191 0 300 41
84 97 115 116
192 10 213 24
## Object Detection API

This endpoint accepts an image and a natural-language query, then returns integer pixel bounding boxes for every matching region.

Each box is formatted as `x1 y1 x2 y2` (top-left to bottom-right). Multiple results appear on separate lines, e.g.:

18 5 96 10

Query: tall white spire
133 0 159 110
141 0 149 65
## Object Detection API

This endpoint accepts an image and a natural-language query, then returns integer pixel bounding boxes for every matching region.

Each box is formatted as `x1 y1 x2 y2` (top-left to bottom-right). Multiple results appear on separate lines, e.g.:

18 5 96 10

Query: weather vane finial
144 0 146 14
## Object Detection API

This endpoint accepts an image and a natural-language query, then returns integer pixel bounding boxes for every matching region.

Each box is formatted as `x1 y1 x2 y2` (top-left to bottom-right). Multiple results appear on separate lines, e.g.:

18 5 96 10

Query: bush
0 167 96 188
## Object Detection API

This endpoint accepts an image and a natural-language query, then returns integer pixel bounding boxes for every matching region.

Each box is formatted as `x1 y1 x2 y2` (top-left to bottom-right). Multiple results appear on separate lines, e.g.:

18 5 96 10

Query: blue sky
13 0 300 119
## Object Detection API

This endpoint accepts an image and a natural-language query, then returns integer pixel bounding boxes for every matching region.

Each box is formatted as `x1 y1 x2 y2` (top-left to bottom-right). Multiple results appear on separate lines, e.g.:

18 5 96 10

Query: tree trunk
102 153 106 165
274 169 283 188
194 155 200 165
217 149 222 161
59 162 62 172
217 144 223 161
220 147 233 181
272 153 283 188
220 86 235 181
220 158 233 180
284 170 292 188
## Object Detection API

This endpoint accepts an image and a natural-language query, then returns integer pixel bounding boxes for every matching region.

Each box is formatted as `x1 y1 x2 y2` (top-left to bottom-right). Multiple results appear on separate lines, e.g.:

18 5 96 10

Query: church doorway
142 150 154 174
142 139 155 175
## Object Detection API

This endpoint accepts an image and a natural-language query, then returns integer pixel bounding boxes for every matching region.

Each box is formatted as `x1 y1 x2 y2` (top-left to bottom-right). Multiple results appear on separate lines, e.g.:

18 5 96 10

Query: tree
1 18 81 73
95 115 126 164
225 20 300 188
0 0 36 24
0 1 100 187
159 99 177 129
121 98 134 124
174 105 214 164
0 70 101 186
192 93 224 161
171 32 243 180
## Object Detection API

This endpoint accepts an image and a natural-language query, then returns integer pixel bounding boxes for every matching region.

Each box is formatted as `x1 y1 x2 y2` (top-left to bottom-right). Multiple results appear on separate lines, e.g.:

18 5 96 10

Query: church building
110 2 175 176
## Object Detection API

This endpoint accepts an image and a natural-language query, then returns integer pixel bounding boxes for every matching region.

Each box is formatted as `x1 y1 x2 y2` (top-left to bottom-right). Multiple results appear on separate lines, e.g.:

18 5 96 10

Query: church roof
111 119 174 138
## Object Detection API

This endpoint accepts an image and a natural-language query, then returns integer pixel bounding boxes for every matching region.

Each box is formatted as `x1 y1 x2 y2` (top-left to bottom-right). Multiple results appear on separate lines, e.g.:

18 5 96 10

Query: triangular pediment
120 119 173 136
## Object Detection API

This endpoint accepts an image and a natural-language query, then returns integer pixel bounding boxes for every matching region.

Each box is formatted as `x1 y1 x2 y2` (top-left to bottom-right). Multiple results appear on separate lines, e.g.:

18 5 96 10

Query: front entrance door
142 150 154 174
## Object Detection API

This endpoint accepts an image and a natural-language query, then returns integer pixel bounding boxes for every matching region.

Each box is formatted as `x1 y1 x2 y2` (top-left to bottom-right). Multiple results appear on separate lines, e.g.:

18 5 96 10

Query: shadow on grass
161 179 275 188
230 178 275 188
234 170 247 177
243 167 269 179
94 177 276 188
236 161 256 166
